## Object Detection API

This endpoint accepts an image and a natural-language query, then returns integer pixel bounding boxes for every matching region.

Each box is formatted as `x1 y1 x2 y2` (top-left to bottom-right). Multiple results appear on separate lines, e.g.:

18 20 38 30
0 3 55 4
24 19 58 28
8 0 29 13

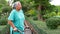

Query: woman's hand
13 27 18 32
26 25 29 28
25 25 29 29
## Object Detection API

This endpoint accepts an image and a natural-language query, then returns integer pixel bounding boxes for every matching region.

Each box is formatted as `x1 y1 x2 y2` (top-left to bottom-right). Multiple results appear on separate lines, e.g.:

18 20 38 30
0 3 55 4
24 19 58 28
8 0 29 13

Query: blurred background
0 0 60 34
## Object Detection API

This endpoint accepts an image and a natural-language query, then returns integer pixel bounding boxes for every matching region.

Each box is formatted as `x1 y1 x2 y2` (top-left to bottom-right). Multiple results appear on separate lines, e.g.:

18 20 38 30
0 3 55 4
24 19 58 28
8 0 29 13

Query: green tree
31 0 55 20
20 0 34 12
14 0 20 2
0 0 7 13
0 0 7 6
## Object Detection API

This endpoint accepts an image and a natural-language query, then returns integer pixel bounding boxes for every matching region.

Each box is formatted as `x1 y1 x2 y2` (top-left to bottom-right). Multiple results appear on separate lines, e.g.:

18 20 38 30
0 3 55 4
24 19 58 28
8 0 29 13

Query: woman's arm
8 20 16 29
24 20 28 26
8 20 17 31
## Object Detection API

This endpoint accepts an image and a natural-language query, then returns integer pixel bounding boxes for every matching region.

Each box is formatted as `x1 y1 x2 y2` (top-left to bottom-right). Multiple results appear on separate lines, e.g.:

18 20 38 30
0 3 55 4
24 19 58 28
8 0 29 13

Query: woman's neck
16 9 20 11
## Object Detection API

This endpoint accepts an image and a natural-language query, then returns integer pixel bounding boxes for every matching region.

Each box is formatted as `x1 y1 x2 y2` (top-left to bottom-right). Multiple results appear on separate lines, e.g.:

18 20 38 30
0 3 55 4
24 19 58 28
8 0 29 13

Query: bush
26 14 31 17
0 25 10 34
46 16 60 29
25 9 37 17
0 6 11 25
0 16 7 25
43 12 56 19
0 4 3 8
2 6 12 13
57 12 60 16
33 16 38 20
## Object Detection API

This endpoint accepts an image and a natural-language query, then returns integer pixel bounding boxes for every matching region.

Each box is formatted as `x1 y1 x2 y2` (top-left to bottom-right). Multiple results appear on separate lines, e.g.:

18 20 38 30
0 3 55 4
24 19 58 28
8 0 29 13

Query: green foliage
33 16 38 20
46 16 60 29
43 12 56 19
0 0 8 13
0 0 7 5
32 0 53 10
57 12 60 16
0 4 3 8
20 0 35 11
19 0 56 20
45 5 56 12
32 0 56 19
56 6 60 12
0 0 12 25
0 25 10 34
0 0 7 10
26 17 60 34
2 6 12 13
0 8 2 13
25 9 37 17
0 6 12 25
14 0 20 2
0 16 8 25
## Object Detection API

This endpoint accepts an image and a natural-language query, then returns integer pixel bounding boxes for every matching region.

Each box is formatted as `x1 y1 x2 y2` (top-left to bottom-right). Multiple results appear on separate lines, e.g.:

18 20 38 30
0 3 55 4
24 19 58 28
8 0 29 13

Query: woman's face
16 3 22 11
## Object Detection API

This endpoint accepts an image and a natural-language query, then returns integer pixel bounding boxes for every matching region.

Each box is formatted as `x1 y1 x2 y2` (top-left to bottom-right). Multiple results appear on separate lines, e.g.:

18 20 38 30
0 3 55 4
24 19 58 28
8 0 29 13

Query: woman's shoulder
20 9 24 13
12 9 16 12
11 9 16 13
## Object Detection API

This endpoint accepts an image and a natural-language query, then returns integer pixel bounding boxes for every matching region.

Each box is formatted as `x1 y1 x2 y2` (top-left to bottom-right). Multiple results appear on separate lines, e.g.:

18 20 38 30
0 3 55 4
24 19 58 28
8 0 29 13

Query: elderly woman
8 1 28 34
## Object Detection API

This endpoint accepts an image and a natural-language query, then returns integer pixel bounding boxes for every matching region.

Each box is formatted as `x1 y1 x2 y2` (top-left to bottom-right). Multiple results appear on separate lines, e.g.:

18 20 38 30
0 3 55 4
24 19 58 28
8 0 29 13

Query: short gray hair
13 1 21 9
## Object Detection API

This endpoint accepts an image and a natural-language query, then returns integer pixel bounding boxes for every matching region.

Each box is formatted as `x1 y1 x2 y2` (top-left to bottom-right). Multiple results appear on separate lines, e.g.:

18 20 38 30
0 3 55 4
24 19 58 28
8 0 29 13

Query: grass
0 25 7 34
27 17 60 34
0 25 10 34
0 25 7 30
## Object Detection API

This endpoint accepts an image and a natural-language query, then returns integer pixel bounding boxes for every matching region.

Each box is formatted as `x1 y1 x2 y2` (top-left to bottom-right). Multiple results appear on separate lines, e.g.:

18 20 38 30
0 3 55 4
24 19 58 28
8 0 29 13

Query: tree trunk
37 5 42 20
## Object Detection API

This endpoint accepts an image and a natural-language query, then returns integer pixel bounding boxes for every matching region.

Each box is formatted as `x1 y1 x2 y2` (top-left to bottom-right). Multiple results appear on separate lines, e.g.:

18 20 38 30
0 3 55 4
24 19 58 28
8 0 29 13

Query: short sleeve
8 10 15 21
